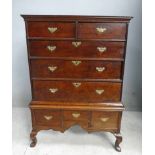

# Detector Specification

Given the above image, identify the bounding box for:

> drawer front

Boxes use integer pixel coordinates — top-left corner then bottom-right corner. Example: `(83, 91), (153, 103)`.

(31, 60), (122, 79)
(78, 23), (126, 39)
(63, 110), (89, 121)
(91, 111), (120, 130)
(33, 109), (61, 126)
(29, 40), (125, 59)
(27, 22), (75, 38)
(32, 81), (121, 102)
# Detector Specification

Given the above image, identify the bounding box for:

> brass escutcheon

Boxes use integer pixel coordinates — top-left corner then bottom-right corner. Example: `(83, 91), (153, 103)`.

(96, 27), (107, 33)
(97, 47), (107, 53)
(96, 67), (106, 72)
(72, 113), (80, 118)
(44, 115), (53, 120)
(48, 66), (57, 72)
(72, 61), (82, 66)
(47, 45), (56, 52)
(48, 27), (58, 33)
(100, 117), (109, 122)
(49, 88), (58, 93)
(72, 41), (82, 47)
(96, 89), (105, 95)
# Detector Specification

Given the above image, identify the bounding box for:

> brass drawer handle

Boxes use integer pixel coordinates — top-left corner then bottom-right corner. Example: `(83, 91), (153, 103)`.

(48, 66), (57, 72)
(47, 46), (56, 52)
(49, 88), (58, 93)
(100, 117), (109, 122)
(72, 61), (81, 66)
(96, 67), (105, 72)
(96, 27), (107, 33)
(72, 113), (80, 118)
(48, 27), (57, 33)
(72, 82), (81, 88)
(44, 115), (53, 120)
(72, 41), (81, 47)
(97, 47), (107, 53)
(96, 89), (104, 95)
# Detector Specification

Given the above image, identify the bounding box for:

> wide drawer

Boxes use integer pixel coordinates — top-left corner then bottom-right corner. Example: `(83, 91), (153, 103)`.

(91, 111), (120, 130)
(31, 60), (122, 79)
(33, 109), (61, 127)
(78, 23), (126, 39)
(32, 80), (122, 102)
(29, 40), (125, 59)
(27, 22), (75, 38)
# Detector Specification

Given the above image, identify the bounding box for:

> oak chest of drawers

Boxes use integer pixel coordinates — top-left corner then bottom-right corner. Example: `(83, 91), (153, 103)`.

(22, 15), (132, 151)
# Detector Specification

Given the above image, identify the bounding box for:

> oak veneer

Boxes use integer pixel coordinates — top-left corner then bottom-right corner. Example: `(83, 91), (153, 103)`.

(21, 15), (132, 152)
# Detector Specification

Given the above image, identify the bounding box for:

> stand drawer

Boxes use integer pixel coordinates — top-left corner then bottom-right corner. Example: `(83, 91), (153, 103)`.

(33, 109), (61, 127)
(91, 111), (120, 130)
(63, 110), (89, 121)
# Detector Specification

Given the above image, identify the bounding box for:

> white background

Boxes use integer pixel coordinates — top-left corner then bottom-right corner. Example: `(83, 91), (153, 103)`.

(0, 0), (154, 155)
(12, 0), (142, 110)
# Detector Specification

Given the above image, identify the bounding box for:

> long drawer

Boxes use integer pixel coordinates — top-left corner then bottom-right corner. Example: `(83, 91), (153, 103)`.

(29, 40), (125, 59)
(32, 80), (122, 102)
(31, 59), (122, 79)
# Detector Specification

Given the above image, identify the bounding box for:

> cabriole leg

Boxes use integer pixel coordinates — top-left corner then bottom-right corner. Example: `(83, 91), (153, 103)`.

(30, 129), (38, 147)
(113, 133), (122, 152)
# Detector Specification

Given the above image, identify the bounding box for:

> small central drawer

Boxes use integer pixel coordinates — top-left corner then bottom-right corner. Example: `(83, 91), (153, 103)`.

(31, 59), (122, 79)
(63, 110), (89, 121)
(27, 22), (75, 38)
(78, 23), (126, 39)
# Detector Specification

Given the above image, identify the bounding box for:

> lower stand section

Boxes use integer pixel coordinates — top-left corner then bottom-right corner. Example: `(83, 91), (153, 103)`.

(29, 128), (123, 152)
(113, 133), (122, 152)
(30, 129), (38, 147)
(29, 101), (124, 151)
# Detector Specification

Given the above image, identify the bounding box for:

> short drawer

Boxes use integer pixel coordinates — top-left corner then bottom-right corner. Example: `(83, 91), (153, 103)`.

(31, 60), (122, 79)
(27, 22), (75, 38)
(33, 109), (61, 126)
(63, 110), (89, 121)
(91, 111), (120, 130)
(29, 40), (125, 59)
(78, 23), (126, 39)
(32, 80), (122, 102)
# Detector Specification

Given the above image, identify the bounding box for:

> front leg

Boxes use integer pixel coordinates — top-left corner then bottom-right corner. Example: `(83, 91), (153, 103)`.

(30, 129), (38, 147)
(113, 133), (122, 152)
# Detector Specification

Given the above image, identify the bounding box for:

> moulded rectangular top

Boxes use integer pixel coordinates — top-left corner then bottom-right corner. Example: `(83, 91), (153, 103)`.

(21, 15), (133, 22)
